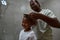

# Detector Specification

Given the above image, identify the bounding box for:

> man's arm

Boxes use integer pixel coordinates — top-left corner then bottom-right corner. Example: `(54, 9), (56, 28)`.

(29, 13), (60, 28)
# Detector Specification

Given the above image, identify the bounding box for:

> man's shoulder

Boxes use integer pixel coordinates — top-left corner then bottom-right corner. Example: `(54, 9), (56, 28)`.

(41, 9), (52, 12)
(40, 9), (53, 15)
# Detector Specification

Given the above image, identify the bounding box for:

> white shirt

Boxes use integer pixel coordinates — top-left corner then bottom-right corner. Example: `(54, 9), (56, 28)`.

(38, 9), (56, 33)
(33, 9), (56, 33)
(19, 29), (37, 40)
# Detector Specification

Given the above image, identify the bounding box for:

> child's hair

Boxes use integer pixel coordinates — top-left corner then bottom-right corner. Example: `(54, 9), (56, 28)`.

(24, 14), (37, 26)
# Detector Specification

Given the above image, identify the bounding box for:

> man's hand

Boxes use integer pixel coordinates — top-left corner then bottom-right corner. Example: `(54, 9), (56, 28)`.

(28, 12), (37, 20)
(29, 12), (41, 20)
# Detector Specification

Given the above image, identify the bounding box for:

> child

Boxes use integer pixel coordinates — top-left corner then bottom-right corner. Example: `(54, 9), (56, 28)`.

(19, 14), (37, 40)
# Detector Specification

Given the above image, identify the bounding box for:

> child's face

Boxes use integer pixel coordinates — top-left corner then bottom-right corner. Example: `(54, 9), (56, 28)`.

(22, 17), (31, 30)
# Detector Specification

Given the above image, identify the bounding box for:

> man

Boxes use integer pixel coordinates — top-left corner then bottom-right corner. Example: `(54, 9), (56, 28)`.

(28, 0), (60, 40)
(29, 0), (60, 28)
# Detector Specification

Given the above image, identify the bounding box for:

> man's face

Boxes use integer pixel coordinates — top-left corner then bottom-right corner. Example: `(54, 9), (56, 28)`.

(22, 17), (31, 29)
(30, 0), (41, 12)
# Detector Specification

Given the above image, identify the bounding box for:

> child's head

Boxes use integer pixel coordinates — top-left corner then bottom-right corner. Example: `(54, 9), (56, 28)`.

(22, 14), (37, 30)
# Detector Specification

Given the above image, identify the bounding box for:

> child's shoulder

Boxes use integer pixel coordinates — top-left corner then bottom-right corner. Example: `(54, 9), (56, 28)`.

(29, 30), (36, 37)
(20, 29), (24, 33)
(30, 30), (35, 35)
